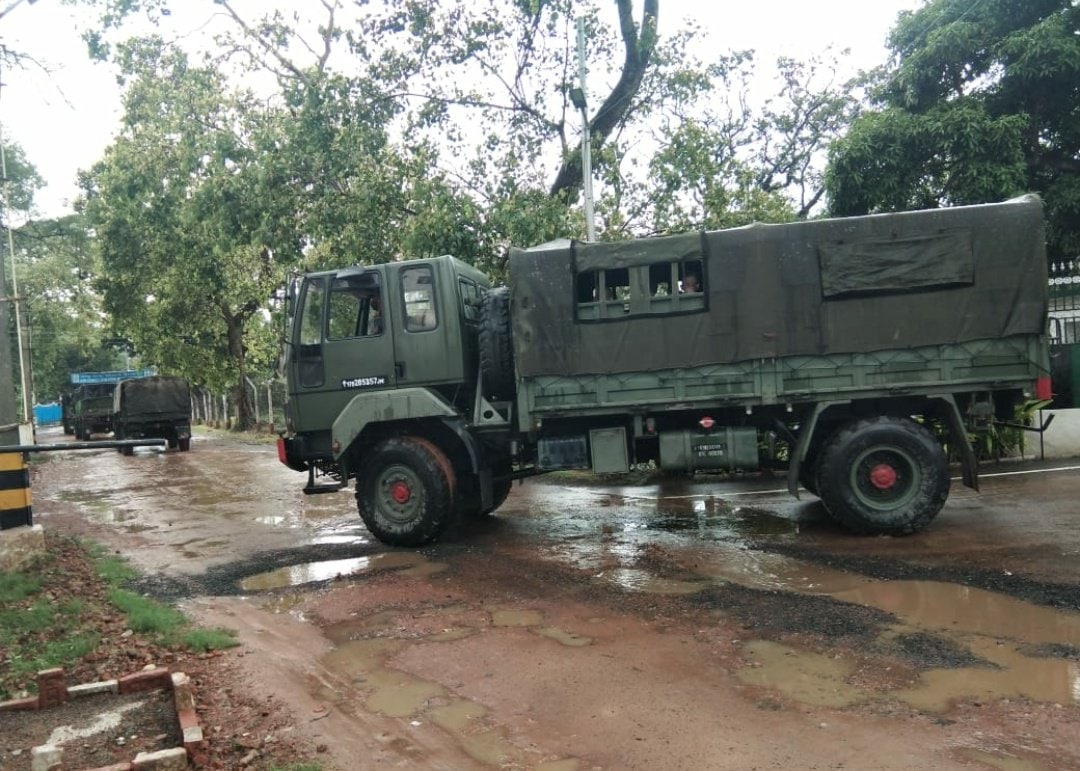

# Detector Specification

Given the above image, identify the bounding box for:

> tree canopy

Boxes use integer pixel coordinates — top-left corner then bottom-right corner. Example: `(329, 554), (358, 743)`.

(826, 0), (1080, 258)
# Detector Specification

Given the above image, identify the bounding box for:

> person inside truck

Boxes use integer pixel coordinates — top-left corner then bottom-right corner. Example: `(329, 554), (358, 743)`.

(681, 273), (701, 293)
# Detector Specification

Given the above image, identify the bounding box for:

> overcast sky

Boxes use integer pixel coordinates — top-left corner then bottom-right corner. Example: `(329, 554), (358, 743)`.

(0, 0), (924, 218)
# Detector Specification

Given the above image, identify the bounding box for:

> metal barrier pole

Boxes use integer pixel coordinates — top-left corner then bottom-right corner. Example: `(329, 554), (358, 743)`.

(0, 450), (32, 529)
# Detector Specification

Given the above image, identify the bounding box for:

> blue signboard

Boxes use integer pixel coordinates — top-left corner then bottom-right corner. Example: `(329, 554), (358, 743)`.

(70, 369), (155, 385)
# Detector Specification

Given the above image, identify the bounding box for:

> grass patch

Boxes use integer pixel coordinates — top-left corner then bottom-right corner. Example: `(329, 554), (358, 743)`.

(108, 588), (187, 635)
(0, 571), (43, 603)
(0, 534), (238, 701)
(180, 627), (238, 651)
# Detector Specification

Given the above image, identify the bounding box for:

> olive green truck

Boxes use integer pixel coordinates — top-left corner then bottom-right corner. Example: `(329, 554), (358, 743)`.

(278, 196), (1051, 546)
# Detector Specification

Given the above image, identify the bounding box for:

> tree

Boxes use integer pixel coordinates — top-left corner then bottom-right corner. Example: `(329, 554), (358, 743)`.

(79, 40), (302, 428)
(826, 0), (1080, 257)
(13, 214), (124, 401)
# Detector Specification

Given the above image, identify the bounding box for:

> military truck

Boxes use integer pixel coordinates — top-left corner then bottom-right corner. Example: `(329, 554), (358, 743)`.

(60, 392), (75, 435)
(278, 196), (1051, 546)
(72, 383), (116, 440)
(112, 376), (193, 454)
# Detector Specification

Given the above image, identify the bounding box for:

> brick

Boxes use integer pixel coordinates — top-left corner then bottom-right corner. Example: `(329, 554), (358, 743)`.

(30, 744), (62, 771)
(0, 696), (40, 711)
(132, 747), (188, 771)
(118, 668), (171, 694)
(36, 669), (67, 708)
(68, 679), (120, 698)
(177, 707), (200, 730)
(171, 672), (196, 712)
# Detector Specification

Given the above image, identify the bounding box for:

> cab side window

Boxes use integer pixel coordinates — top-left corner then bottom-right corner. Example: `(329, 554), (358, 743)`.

(402, 266), (438, 332)
(299, 278), (327, 345)
(327, 277), (383, 338)
(459, 278), (482, 322)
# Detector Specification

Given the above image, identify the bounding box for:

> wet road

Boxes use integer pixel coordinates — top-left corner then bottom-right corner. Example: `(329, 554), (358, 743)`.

(29, 427), (1080, 770)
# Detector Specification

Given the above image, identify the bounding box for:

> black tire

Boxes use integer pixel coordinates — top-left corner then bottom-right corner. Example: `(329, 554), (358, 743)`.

(816, 416), (949, 535)
(121, 445), (134, 457)
(178, 437), (191, 452)
(356, 437), (456, 546)
(478, 287), (515, 400)
(167, 436), (178, 450)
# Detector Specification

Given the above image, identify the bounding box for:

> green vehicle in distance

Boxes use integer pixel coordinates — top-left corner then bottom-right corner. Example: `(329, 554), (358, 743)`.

(72, 383), (116, 440)
(112, 376), (193, 455)
(278, 196), (1052, 547)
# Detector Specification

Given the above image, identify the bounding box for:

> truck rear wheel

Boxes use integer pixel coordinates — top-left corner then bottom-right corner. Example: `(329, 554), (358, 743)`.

(356, 437), (456, 546)
(479, 287), (515, 400)
(816, 416), (949, 535)
(178, 437), (191, 452)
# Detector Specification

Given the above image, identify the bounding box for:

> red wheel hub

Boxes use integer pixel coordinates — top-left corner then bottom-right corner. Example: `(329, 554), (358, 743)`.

(390, 480), (412, 504)
(869, 463), (898, 490)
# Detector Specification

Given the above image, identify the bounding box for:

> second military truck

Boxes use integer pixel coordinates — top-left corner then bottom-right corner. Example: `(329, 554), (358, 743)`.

(112, 376), (193, 454)
(278, 196), (1051, 546)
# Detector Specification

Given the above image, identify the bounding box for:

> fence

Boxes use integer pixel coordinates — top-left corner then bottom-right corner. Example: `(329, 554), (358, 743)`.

(1050, 260), (1080, 408)
(190, 379), (287, 432)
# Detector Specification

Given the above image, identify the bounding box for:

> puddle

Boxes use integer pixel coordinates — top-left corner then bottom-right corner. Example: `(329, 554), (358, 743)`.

(241, 551), (435, 591)
(459, 730), (524, 766)
(890, 637), (1080, 712)
(535, 627), (592, 647)
(736, 640), (865, 708)
(318, 636), (534, 765)
(605, 568), (709, 595)
(428, 699), (487, 731)
(536, 760), (582, 771)
(538, 490), (1080, 713)
(426, 627), (479, 642)
(828, 580), (1080, 646)
(492, 609), (543, 627)
(957, 748), (1049, 771)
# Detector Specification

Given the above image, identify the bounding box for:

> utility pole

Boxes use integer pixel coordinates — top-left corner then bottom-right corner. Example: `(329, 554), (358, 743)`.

(573, 17), (596, 242)
(0, 222), (15, 446)
(0, 0), (38, 446)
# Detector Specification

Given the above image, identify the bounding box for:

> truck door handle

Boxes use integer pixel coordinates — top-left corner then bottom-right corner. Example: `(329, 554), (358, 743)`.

(395, 362), (405, 378)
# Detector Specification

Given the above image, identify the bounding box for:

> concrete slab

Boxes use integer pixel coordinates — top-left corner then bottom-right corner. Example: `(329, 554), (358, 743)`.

(0, 523), (45, 571)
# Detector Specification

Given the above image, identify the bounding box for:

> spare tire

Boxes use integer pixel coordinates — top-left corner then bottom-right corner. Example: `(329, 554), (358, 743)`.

(479, 287), (515, 400)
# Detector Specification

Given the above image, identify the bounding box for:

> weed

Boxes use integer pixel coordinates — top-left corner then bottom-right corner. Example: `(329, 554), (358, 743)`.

(108, 588), (186, 635)
(0, 572), (42, 603)
(178, 627), (239, 652)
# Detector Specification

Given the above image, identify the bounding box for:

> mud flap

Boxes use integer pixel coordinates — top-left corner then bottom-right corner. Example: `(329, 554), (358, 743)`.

(936, 395), (979, 491)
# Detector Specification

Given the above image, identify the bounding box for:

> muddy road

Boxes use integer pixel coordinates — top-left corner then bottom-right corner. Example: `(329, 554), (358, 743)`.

(29, 427), (1080, 770)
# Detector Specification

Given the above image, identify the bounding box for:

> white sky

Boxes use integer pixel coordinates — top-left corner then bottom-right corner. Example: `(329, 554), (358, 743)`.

(0, 0), (924, 218)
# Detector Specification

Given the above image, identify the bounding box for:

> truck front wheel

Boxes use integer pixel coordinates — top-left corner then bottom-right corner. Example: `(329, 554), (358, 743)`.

(816, 416), (949, 536)
(356, 437), (456, 546)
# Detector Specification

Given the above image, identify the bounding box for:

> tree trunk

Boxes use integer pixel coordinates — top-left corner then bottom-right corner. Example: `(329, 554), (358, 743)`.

(225, 312), (255, 430)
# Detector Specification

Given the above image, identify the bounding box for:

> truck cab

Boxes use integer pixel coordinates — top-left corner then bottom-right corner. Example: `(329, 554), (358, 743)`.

(281, 255), (492, 479)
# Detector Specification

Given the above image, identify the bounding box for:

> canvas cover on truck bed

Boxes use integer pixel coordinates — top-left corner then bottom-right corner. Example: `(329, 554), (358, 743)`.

(114, 376), (191, 416)
(508, 195), (1047, 378)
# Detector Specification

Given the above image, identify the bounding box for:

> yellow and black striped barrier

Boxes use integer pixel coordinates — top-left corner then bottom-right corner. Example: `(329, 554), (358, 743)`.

(0, 451), (32, 529)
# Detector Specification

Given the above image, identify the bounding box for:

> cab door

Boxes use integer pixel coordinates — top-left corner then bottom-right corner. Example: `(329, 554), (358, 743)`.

(290, 267), (397, 432)
(388, 262), (464, 386)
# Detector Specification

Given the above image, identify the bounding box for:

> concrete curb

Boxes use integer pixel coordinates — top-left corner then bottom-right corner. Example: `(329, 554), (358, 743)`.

(0, 666), (207, 770)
